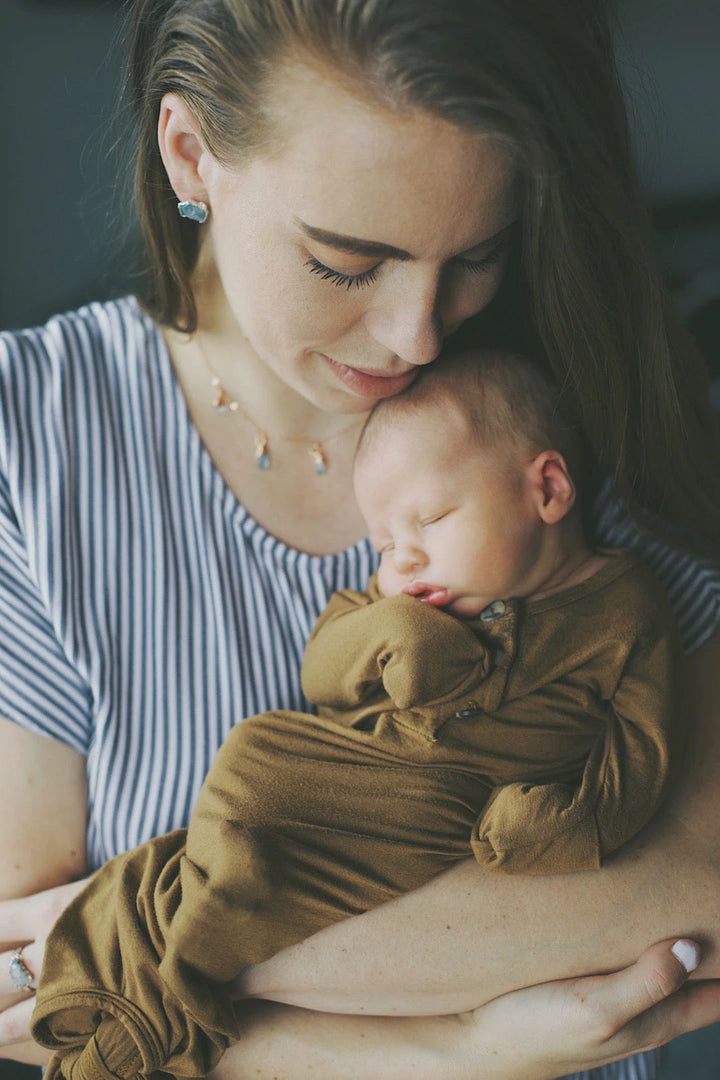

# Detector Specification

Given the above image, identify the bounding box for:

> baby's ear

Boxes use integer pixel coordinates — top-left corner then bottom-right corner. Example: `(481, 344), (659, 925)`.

(527, 450), (576, 524)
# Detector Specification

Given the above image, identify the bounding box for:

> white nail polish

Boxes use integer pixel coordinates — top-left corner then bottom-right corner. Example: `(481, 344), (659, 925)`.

(671, 940), (700, 973)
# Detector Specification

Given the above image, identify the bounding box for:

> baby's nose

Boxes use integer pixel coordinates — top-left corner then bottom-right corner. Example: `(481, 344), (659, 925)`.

(393, 545), (427, 574)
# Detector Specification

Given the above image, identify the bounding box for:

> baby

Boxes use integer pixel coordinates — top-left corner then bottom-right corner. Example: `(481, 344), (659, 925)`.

(32, 350), (683, 1080)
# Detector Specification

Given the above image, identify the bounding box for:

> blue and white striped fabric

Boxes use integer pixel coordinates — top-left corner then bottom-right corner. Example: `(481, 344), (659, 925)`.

(0, 296), (378, 866)
(559, 1050), (664, 1080)
(1, 297), (717, 1080)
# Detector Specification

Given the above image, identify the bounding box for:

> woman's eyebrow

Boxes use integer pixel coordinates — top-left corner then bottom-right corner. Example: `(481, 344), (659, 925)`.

(458, 219), (519, 258)
(295, 219), (412, 260)
(294, 217), (518, 261)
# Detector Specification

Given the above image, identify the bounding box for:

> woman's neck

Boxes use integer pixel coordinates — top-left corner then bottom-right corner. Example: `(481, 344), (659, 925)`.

(189, 257), (370, 445)
(161, 270), (370, 556)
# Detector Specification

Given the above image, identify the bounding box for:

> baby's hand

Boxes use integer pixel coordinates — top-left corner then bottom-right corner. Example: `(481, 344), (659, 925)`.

(472, 782), (599, 873)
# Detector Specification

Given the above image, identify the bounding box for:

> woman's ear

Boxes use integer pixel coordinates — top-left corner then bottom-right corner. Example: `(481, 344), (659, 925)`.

(527, 449), (576, 524)
(157, 92), (211, 203)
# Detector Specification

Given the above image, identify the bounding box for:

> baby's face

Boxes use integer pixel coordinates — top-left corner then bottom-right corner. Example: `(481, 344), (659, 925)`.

(354, 404), (543, 618)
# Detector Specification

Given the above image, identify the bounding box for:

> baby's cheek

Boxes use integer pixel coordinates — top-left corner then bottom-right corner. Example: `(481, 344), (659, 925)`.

(377, 560), (402, 598)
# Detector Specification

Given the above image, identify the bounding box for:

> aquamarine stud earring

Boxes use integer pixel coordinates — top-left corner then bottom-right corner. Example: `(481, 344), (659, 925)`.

(177, 199), (209, 224)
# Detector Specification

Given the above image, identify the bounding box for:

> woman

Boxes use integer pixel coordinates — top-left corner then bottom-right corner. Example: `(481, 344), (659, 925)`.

(1, 1), (719, 1078)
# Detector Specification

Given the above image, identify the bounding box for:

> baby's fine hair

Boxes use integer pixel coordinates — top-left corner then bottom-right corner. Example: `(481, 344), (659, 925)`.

(357, 350), (583, 483)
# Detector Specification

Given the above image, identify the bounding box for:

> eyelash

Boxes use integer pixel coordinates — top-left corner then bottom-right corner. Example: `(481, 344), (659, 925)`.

(305, 256), (380, 290)
(305, 243), (507, 290)
(376, 512), (447, 552)
(454, 245), (507, 275)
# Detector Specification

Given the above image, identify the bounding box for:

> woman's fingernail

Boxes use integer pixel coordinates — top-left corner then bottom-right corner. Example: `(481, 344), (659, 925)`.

(671, 939), (700, 973)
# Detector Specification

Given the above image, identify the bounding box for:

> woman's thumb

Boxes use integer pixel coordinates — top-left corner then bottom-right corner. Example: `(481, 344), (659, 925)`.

(610, 938), (700, 1025)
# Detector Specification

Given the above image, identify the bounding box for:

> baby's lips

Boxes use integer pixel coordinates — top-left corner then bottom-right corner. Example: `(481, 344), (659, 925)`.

(402, 582), (451, 607)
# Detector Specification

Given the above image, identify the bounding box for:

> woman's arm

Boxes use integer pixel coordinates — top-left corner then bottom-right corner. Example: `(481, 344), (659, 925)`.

(217, 940), (720, 1080)
(0, 717), (88, 899)
(241, 631), (720, 1015)
(0, 716), (89, 1063)
(0, 674), (717, 1079)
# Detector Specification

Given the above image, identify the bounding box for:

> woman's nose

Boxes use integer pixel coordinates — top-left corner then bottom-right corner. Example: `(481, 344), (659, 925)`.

(365, 271), (444, 367)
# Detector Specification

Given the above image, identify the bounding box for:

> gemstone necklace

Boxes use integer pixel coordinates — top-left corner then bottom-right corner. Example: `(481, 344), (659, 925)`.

(194, 334), (363, 475)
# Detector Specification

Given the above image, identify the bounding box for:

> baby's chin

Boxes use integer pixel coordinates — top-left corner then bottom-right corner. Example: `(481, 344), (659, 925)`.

(442, 597), (485, 619)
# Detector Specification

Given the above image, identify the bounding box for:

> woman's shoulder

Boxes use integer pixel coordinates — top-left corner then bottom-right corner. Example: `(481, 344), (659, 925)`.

(0, 296), (156, 386)
(0, 297), (170, 454)
(593, 480), (720, 654)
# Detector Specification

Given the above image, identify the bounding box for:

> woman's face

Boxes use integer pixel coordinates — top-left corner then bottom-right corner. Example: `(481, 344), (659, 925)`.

(196, 64), (519, 413)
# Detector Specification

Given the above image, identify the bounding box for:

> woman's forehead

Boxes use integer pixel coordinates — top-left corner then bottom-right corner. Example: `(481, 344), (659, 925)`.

(253, 60), (520, 257)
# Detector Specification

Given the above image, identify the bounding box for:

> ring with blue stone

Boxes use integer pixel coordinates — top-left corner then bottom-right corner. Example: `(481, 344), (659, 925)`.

(9, 947), (35, 992)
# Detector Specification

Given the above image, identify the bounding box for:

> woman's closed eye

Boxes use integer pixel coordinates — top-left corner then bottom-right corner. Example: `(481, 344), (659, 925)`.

(305, 240), (508, 290)
(454, 243), (507, 275)
(305, 255), (381, 290)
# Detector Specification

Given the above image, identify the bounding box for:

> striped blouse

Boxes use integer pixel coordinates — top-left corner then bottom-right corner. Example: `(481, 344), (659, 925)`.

(1, 296), (718, 1080)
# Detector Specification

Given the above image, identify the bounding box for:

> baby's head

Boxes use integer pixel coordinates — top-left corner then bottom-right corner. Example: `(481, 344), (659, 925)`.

(354, 350), (587, 617)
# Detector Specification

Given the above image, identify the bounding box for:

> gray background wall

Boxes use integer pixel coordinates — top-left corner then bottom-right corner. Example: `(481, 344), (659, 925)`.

(0, 0), (719, 1077)
(0, 0), (133, 331)
(617, 0), (720, 203)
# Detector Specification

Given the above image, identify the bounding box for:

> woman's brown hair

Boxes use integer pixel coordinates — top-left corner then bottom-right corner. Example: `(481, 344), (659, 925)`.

(125, 0), (720, 558)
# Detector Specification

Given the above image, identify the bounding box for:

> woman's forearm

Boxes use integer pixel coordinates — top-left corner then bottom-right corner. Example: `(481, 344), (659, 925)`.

(241, 632), (720, 1015)
(212, 1001), (464, 1080)
(218, 940), (720, 1080)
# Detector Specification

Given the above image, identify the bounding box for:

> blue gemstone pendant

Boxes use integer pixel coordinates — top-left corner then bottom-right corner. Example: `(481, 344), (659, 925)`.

(309, 443), (328, 475)
(255, 433), (271, 470)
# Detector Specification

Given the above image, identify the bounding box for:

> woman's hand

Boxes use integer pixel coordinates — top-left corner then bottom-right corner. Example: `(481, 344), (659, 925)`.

(454, 938), (719, 1080)
(0, 719), (89, 1063)
(216, 940), (720, 1080)
(0, 879), (90, 1063)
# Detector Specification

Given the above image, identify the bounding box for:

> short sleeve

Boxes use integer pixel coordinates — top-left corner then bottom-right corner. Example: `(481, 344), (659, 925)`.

(0, 359), (92, 755)
(594, 481), (720, 654)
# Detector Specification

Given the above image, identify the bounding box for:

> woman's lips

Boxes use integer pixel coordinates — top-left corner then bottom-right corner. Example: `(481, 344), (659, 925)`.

(402, 582), (451, 607)
(321, 355), (418, 400)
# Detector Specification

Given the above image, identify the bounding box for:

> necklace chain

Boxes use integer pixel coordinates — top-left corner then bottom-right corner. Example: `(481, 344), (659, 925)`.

(193, 334), (363, 475)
